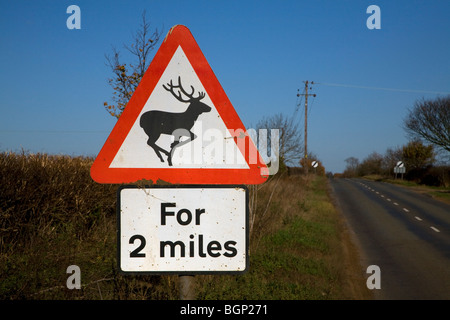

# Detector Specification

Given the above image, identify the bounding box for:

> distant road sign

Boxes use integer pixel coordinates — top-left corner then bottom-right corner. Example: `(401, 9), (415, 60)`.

(118, 185), (248, 274)
(311, 160), (318, 168)
(396, 161), (404, 168)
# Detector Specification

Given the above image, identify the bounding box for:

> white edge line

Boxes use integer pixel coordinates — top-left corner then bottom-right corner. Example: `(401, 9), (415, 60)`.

(430, 226), (440, 233)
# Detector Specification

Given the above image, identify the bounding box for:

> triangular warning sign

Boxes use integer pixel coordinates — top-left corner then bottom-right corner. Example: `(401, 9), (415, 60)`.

(91, 25), (268, 184)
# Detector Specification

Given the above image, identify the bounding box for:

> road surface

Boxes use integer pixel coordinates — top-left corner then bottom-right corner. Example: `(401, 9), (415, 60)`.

(330, 178), (450, 299)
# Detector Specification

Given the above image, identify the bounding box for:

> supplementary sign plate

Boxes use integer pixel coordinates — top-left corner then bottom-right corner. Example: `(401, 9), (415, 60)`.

(117, 185), (248, 274)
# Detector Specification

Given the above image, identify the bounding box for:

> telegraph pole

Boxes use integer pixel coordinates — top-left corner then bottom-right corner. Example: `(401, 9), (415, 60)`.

(297, 81), (316, 174)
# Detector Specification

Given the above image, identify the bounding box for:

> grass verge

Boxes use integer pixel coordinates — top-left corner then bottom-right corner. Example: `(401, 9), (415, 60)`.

(196, 175), (371, 299)
(363, 174), (450, 204)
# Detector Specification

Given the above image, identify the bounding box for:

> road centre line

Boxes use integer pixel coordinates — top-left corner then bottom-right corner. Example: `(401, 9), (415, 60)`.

(369, 186), (409, 214)
(359, 182), (444, 236)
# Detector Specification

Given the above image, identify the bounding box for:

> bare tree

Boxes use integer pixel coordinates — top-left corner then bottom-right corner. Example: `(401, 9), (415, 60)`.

(255, 113), (303, 167)
(344, 156), (359, 177)
(104, 11), (162, 118)
(358, 152), (383, 176)
(345, 157), (359, 171)
(382, 146), (402, 175)
(404, 96), (450, 152)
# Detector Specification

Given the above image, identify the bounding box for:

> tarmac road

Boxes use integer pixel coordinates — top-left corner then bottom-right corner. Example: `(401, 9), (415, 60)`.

(330, 178), (450, 300)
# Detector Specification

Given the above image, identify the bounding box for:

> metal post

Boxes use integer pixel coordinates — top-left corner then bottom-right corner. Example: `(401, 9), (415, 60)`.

(179, 275), (196, 300)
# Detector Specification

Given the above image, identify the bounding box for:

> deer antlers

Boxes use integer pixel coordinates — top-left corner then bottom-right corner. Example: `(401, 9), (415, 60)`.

(163, 76), (205, 102)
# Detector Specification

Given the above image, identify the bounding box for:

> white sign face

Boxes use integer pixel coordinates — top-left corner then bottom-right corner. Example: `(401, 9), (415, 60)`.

(396, 161), (404, 168)
(311, 160), (318, 168)
(109, 46), (248, 170)
(118, 185), (248, 274)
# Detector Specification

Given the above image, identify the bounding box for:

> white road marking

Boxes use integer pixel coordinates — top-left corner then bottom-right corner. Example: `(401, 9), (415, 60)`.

(430, 226), (440, 233)
(355, 183), (442, 235)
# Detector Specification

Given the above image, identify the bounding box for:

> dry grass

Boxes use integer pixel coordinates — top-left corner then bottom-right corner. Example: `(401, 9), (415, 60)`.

(0, 151), (116, 299)
(0, 151), (115, 248)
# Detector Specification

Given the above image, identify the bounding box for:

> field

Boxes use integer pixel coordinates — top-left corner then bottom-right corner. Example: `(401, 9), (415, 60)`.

(0, 151), (371, 300)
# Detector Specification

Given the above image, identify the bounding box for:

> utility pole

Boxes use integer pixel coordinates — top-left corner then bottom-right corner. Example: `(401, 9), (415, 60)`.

(297, 81), (316, 174)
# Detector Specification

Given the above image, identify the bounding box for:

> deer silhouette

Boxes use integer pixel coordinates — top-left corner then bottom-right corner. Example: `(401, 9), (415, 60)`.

(140, 76), (212, 166)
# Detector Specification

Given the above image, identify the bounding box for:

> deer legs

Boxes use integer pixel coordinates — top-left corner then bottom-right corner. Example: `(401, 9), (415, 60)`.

(146, 138), (170, 163)
(168, 129), (196, 166)
(146, 129), (196, 166)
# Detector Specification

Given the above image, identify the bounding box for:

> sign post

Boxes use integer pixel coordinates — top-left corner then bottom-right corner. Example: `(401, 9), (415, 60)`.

(91, 25), (268, 299)
(311, 160), (318, 174)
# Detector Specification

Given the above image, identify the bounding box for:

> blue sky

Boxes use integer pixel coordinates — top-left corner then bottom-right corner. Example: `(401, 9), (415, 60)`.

(1, 0), (449, 173)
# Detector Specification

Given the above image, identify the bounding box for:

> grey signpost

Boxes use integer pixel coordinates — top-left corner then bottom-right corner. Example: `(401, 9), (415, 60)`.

(394, 161), (406, 180)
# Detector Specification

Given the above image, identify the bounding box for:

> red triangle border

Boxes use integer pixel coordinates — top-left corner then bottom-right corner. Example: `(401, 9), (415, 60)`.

(91, 25), (268, 185)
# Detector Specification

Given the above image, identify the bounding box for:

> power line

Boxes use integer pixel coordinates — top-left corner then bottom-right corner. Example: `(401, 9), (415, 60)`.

(307, 92), (316, 119)
(315, 82), (450, 95)
(293, 87), (305, 126)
